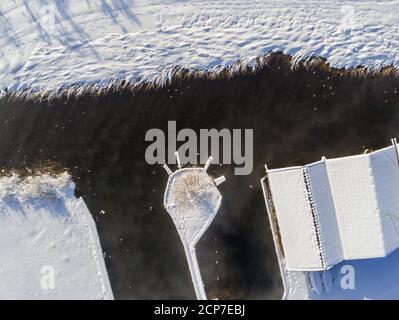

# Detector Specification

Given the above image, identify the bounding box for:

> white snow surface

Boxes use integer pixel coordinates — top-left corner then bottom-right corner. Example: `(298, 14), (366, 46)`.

(1, 0), (399, 96)
(0, 172), (113, 299)
(268, 167), (324, 270)
(277, 250), (399, 300)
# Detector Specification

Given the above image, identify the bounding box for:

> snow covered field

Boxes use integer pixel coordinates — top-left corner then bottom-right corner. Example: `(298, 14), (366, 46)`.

(0, 172), (113, 299)
(1, 0), (399, 96)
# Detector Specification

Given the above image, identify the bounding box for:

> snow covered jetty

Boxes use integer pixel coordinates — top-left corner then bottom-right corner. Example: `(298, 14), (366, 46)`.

(0, 172), (113, 299)
(262, 139), (399, 299)
(163, 155), (225, 300)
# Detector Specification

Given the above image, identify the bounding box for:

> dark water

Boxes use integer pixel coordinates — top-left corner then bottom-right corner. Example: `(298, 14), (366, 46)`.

(1, 53), (399, 299)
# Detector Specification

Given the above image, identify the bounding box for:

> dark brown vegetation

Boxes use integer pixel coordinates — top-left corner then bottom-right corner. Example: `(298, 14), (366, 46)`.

(1, 53), (399, 299)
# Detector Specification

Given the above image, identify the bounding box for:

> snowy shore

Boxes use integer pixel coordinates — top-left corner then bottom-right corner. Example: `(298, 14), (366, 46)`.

(1, 0), (399, 97)
(0, 172), (113, 299)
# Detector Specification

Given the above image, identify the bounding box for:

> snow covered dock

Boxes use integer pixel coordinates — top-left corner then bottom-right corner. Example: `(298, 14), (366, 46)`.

(163, 156), (224, 300)
(262, 140), (399, 299)
(0, 172), (113, 299)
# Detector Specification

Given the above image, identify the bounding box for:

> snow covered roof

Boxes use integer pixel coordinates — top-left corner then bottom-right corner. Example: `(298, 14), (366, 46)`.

(2, 1), (399, 96)
(0, 172), (113, 299)
(266, 142), (399, 271)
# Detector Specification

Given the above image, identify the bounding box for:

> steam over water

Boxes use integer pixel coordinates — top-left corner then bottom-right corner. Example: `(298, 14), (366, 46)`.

(1, 53), (399, 299)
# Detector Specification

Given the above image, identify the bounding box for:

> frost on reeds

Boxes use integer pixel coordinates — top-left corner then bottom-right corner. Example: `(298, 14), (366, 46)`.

(169, 170), (215, 211)
(0, 168), (72, 200)
(4, 52), (399, 104)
